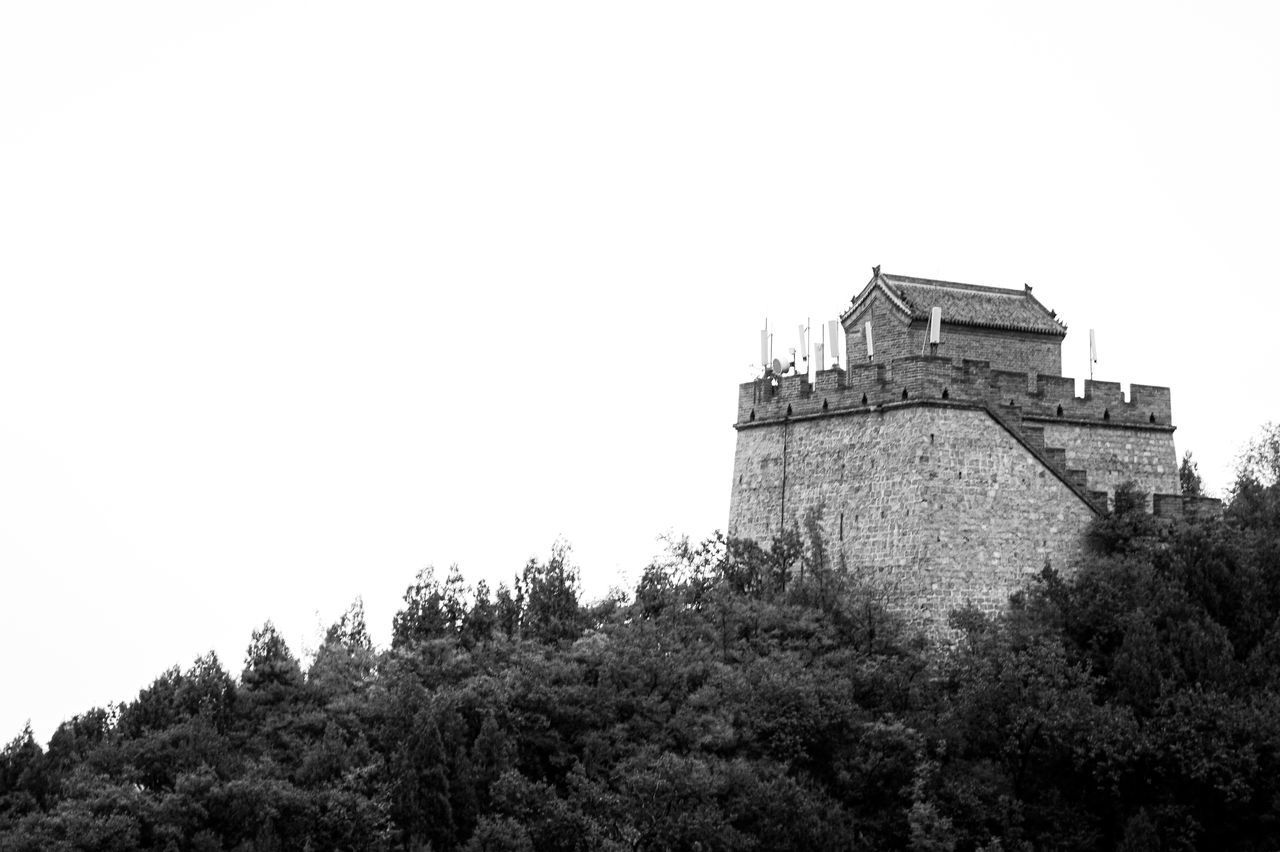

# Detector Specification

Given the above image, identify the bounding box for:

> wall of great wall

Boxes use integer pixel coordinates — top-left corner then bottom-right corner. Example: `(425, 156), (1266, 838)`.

(739, 358), (1171, 428)
(735, 357), (1178, 504)
(729, 404), (1097, 627)
(728, 355), (1208, 631)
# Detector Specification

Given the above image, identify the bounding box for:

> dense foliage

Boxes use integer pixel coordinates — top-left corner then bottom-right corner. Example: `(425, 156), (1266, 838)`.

(5, 428), (1280, 851)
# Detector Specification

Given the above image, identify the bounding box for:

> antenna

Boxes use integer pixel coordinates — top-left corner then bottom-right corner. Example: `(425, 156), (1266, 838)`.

(814, 341), (825, 371)
(864, 321), (874, 360)
(828, 320), (839, 368)
(760, 322), (769, 369)
(799, 320), (811, 380)
(1089, 329), (1097, 380)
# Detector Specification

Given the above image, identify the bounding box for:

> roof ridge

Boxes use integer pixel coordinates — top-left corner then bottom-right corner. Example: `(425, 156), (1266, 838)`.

(842, 273), (912, 322)
(883, 273), (1028, 296)
(841, 269), (1068, 335)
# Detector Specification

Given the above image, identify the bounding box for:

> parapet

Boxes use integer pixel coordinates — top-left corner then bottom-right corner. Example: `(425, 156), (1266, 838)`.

(1154, 493), (1225, 522)
(736, 356), (1173, 431)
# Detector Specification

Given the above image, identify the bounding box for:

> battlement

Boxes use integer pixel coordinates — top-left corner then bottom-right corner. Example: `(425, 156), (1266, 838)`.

(737, 356), (1173, 431)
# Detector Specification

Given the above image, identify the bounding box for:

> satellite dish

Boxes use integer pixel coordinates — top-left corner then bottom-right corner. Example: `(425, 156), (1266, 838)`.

(772, 358), (783, 375)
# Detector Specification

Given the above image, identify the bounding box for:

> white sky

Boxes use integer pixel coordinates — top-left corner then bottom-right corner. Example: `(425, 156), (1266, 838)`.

(3, 1), (1278, 743)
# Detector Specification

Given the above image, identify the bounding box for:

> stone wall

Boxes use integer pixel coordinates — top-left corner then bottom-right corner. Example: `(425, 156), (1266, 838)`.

(931, 324), (1062, 376)
(737, 361), (1174, 435)
(842, 290), (913, 365)
(1039, 421), (1178, 505)
(729, 404), (1097, 632)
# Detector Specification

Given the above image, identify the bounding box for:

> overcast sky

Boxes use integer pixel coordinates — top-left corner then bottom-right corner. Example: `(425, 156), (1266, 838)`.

(3, 1), (1278, 743)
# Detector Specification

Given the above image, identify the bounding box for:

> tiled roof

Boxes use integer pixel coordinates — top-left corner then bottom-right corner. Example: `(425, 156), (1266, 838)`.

(842, 272), (1067, 336)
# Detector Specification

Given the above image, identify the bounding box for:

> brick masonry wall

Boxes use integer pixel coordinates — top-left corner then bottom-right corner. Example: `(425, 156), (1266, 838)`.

(842, 291), (913, 365)
(729, 405), (1096, 633)
(737, 361), (1173, 431)
(932, 325), (1062, 376)
(841, 290), (1063, 375)
(1039, 421), (1178, 504)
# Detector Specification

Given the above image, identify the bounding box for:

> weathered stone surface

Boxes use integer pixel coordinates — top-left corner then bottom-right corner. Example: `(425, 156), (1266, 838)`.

(729, 404), (1096, 632)
(1039, 421), (1178, 507)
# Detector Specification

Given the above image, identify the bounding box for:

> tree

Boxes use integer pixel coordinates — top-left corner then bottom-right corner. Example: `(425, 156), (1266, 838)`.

(177, 653), (236, 729)
(393, 566), (453, 647)
(46, 708), (113, 778)
(443, 564), (470, 635)
(1180, 450), (1203, 496)
(241, 622), (303, 693)
(1227, 423), (1280, 534)
(309, 599), (377, 699)
(389, 709), (456, 850)
(0, 725), (48, 819)
(495, 583), (521, 640)
(1237, 422), (1280, 489)
(1086, 482), (1158, 555)
(462, 581), (498, 648)
(519, 542), (583, 644)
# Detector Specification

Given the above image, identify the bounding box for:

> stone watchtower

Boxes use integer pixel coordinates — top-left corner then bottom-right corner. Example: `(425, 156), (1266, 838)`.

(728, 269), (1206, 630)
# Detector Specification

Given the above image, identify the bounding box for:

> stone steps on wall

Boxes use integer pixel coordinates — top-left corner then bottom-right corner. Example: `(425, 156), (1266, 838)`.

(1001, 403), (1104, 512)
(1042, 447), (1067, 467)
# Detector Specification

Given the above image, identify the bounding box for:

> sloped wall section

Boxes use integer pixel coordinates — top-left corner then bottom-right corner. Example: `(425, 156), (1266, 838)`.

(1040, 421), (1178, 503)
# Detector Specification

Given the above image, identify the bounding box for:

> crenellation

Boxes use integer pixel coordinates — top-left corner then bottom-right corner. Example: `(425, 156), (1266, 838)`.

(845, 362), (887, 395)
(991, 369), (1033, 398)
(814, 367), (845, 393)
(958, 359), (992, 383)
(1083, 380), (1124, 405)
(780, 373), (811, 400)
(888, 355), (954, 399)
(1130, 384), (1171, 422)
(739, 359), (1174, 433)
(1036, 374), (1075, 399)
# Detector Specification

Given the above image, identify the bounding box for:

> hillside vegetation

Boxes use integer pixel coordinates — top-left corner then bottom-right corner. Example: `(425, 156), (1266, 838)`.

(3, 429), (1280, 851)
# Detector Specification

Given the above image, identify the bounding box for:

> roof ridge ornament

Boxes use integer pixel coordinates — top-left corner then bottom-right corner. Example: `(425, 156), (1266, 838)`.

(872, 264), (881, 278)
